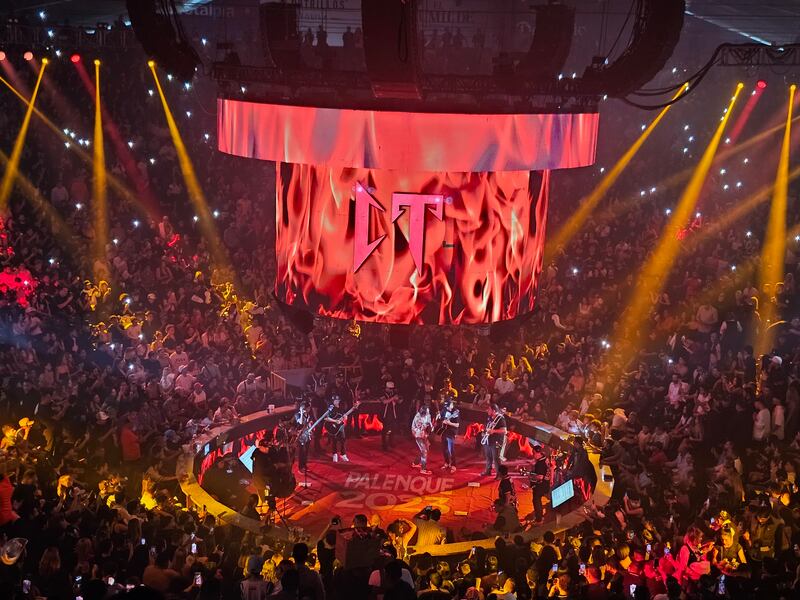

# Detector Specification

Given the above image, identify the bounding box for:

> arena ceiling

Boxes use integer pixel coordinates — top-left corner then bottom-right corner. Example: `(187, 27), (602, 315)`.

(6, 1), (800, 46)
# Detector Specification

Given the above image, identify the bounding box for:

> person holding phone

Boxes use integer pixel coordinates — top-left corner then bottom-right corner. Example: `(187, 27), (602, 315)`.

(142, 550), (181, 594)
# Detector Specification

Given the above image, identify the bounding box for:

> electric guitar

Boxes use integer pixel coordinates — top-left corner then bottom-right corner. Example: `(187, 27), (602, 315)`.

(298, 408), (331, 445)
(481, 411), (505, 445)
(324, 401), (361, 436)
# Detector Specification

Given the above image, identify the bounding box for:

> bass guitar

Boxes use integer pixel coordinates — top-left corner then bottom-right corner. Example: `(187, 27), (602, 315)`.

(298, 408), (332, 445)
(324, 401), (361, 436)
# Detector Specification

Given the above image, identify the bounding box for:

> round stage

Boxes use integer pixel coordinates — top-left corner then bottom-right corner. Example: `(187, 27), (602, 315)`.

(178, 405), (612, 555)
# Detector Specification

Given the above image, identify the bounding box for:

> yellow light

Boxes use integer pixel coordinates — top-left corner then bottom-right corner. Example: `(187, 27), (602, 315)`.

(737, 82), (744, 89)
(147, 60), (155, 68)
(612, 83), (743, 362)
(148, 67), (236, 283)
(756, 84), (795, 357)
(0, 61), (47, 210)
(545, 84), (686, 256)
(41, 57), (49, 65)
(93, 55), (108, 281)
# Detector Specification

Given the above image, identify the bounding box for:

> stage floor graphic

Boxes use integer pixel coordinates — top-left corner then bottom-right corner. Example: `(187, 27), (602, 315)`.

(211, 434), (551, 539)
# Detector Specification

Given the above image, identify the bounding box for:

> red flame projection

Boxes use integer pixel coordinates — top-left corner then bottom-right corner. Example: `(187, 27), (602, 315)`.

(276, 165), (549, 324)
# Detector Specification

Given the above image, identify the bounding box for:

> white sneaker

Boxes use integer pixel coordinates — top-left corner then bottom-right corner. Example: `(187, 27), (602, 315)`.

(340, 455), (350, 462)
(333, 453), (339, 462)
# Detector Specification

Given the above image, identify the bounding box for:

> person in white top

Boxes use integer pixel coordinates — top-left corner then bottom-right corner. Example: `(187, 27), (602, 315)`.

(494, 372), (515, 395)
(772, 396), (786, 441)
(753, 399), (772, 442)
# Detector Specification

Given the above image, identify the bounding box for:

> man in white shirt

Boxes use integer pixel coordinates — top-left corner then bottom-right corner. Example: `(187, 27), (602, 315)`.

(666, 374), (687, 406)
(494, 372), (515, 395)
(753, 399), (771, 442)
(168, 344), (189, 372)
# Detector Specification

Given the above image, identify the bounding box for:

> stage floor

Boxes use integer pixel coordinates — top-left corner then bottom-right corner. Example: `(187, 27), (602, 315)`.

(223, 435), (549, 539)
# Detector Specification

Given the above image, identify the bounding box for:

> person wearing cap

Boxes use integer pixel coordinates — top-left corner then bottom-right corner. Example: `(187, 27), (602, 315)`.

(381, 382), (401, 452)
(438, 396), (459, 473)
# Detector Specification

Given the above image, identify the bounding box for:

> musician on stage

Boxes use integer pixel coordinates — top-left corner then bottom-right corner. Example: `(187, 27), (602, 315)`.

(324, 395), (349, 463)
(252, 433), (291, 514)
(381, 381), (401, 451)
(328, 371), (360, 438)
(528, 443), (550, 524)
(294, 397), (313, 471)
(411, 405), (433, 475)
(481, 404), (507, 478)
(439, 396), (460, 473)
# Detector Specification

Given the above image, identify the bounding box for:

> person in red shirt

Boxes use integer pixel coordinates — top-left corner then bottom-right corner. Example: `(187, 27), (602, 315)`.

(119, 416), (141, 463)
(0, 473), (19, 527)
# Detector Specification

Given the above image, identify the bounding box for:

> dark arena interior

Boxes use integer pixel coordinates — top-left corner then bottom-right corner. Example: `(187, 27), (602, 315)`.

(2, 0), (800, 599)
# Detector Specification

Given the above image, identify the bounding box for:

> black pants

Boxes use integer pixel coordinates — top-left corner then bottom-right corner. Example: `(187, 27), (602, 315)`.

(298, 442), (309, 471)
(332, 431), (346, 455)
(252, 474), (277, 511)
(382, 417), (396, 450)
(532, 484), (549, 521)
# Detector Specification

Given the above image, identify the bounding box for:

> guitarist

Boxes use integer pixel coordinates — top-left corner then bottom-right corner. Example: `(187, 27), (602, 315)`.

(324, 395), (350, 462)
(481, 404), (507, 478)
(294, 398), (313, 471)
(439, 396), (460, 473)
(381, 381), (401, 451)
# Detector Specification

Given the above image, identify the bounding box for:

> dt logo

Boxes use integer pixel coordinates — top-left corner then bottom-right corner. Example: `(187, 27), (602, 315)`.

(353, 182), (445, 275)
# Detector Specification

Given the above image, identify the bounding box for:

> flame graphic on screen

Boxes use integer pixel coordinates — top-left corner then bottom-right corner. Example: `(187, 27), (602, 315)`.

(276, 165), (549, 324)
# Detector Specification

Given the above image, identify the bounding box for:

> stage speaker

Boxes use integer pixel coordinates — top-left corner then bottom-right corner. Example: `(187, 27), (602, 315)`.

(259, 1), (302, 69)
(582, 0), (685, 97)
(361, 0), (422, 99)
(517, 4), (575, 85)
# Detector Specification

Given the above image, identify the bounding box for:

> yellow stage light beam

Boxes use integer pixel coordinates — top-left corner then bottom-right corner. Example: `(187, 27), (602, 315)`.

(613, 83), (744, 364)
(148, 64), (234, 280)
(756, 84), (796, 356)
(92, 60), (108, 280)
(0, 74), (153, 219)
(0, 61), (46, 211)
(0, 149), (83, 260)
(546, 85), (687, 257)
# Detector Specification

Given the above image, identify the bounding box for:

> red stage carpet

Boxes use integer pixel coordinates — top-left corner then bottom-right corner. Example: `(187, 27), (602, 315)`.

(257, 435), (541, 539)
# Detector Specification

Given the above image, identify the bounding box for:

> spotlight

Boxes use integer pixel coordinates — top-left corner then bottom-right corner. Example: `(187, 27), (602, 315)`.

(38, 11), (46, 20)
(166, 73), (173, 81)
(683, 124), (690, 131)
(665, 208), (672, 215)
(147, 89), (154, 96)
(41, 57), (49, 65)
(743, 158), (749, 164)
(193, 215), (199, 222)
(571, 267), (579, 275)
(0, 51), (5, 61)
(70, 53), (80, 63)
(75, 202), (83, 210)
(203, 133), (210, 140)
(212, 210), (220, 218)
(47, 30), (54, 39)
(720, 168), (726, 175)
(149, 158), (155, 165)
(598, 167), (605, 173)
(240, 85), (246, 93)
(48, 258), (55, 265)
(94, 59), (100, 66)
(112, 238), (119, 245)
(55, 50), (61, 57)
(185, 110), (192, 118)
(23, 51), (33, 61)
(695, 212), (702, 218)
(132, 219), (140, 228)
(756, 80), (767, 89)
(731, 265), (736, 271)
(147, 60), (155, 68)
(183, 82), (191, 90)
(746, 231), (752, 237)
(127, 141), (134, 148)
(201, 37), (208, 46)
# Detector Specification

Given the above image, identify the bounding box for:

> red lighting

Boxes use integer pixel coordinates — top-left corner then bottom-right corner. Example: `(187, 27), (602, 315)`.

(23, 51), (33, 61)
(756, 80), (767, 90)
(70, 53), (81, 63)
(0, 51), (6, 61)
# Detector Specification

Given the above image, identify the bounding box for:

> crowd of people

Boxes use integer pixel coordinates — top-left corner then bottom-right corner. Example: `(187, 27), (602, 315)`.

(1, 20), (800, 600)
